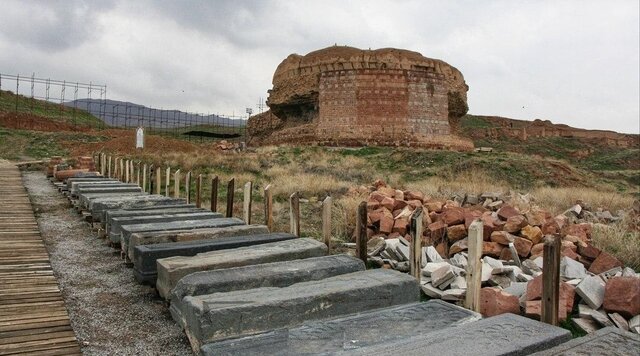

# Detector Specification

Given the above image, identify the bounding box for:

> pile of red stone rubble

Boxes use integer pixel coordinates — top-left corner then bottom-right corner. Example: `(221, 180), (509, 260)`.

(363, 180), (639, 335)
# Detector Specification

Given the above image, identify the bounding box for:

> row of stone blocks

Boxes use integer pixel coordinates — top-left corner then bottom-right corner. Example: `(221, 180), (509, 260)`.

(61, 174), (640, 355)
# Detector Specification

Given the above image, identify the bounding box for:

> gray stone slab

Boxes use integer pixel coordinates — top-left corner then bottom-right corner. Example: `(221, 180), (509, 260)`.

(132, 227), (277, 284)
(73, 182), (139, 193)
(339, 313), (571, 356)
(107, 212), (221, 243)
(171, 255), (365, 328)
(77, 186), (143, 196)
(82, 192), (151, 209)
(201, 300), (480, 355)
(103, 205), (201, 229)
(90, 196), (186, 222)
(67, 179), (118, 191)
(182, 269), (420, 351)
(156, 238), (328, 300)
(122, 218), (245, 260)
(531, 326), (640, 355)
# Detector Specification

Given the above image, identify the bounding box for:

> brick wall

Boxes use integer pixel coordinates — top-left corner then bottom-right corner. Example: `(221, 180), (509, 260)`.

(316, 68), (451, 144)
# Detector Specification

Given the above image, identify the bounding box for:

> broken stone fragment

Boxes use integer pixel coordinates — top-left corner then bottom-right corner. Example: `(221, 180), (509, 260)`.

(431, 265), (455, 289)
(442, 288), (466, 301)
(571, 317), (600, 334)
(576, 275), (606, 310)
(425, 245), (443, 263)
(448, 238), (468, 256)
(590, 309), (615, 327)
(421, 283), (444, 299)
(451, 276), (467, 289)
(480, 287), (520, 317)
(367, 236), (386, 256)
(589, 251), (623, 275)
(490, 230), (516, 245)
(449, 253), (467, 268)
(446, 224), (467, 242)
(603, 276), (640, 319)
(608, 312), (629, 331)
(497, 205), (520, 220)
(504, 215), (528, 233)
(520, 225), (543, 244)
(561, 256), (587, 280)
(422, 262), (451, 277)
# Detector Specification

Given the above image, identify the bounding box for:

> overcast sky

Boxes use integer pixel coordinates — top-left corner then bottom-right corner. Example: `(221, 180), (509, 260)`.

(0, 0), (638, 133)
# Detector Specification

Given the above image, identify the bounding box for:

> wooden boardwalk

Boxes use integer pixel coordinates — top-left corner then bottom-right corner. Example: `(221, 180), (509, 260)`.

(0, 163), (81, 355)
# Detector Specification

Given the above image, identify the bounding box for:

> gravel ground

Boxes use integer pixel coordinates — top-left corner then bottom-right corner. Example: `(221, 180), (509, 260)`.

(23, 171), (192, 355)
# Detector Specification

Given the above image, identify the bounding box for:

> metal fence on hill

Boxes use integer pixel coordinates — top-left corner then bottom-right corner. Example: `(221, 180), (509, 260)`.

(0, 73), (247, 142)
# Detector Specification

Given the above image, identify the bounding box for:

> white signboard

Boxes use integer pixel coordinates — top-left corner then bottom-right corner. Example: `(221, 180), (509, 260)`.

(136, 127), (144, 149)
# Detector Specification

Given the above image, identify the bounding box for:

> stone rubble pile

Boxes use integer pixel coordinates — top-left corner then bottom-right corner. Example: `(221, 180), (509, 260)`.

(364, 180), (640, 335)
(213, 140), (245, 151)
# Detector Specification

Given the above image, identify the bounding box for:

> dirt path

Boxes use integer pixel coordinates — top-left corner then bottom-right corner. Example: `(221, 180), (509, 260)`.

(23, 171), (191, 355)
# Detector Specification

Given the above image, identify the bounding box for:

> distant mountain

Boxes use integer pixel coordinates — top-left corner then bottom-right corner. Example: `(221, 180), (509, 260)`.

(64, 99), (246, 128)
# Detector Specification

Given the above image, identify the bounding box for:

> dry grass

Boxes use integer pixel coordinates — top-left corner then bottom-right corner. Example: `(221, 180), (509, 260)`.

(592, 218), (640, 271)
(529, 186), (635, 215)
(404, 168), (511, 200)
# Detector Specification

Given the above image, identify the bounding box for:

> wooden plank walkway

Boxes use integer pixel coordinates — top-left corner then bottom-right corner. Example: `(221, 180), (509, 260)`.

(0, 163), (81, 355)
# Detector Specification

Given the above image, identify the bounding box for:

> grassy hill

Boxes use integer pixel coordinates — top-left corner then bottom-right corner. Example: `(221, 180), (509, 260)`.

(0, 90), (104, 128)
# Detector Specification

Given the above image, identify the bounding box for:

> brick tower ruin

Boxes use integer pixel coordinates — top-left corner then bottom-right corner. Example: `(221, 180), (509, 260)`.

(248, 45), (474, 150)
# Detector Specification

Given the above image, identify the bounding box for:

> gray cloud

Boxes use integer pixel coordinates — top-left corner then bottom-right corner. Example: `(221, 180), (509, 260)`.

(0, 0), (637, 133)
(0, 0), (116, 51)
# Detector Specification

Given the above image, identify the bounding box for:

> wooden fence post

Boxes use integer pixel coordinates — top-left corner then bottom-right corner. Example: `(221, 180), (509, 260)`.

(465, 219), (484, 312)
(148, 165), (154, 193)
(130, 160), (134, 184)
(322, 196), (332, 252)
(185, 171), (191, 204)
(125, 160), (130, 183)
(264, 184), (273, 231)
(142, 164), (147, 193)
(165, 167), (171, 197)
(226, 178), (235, 218)
(119, 159), (124, 182)
(289, 192), (300, 237)
(243, 181), (252, 224)
(113, 157), (118, 180)
(355, 201), (367, 263)
(136, 162), (141, 186)
(173, 169), (181, 198)
(100, 154), (106, 176)
(107, 156), (112, 177)
(195, 174), (202, 208)
(210, 176), (218, 212)
(542, 235), (561, 326)
(409, 207), (423, 281)
(155, 167), (161, 195)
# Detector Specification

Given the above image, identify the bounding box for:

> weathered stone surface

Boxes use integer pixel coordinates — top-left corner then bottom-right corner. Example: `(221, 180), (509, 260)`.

(521, 225), (543, 244)
(156, 238), (328, 299)
(201, 300), (480, 355)
(132, 228), (280, 284)
(81, 192), (149, 209)
(480, 287), (520, 317)
(103, 205), (200, 229)
(525, 300), (568, 321)
(446, 224), (467, 241)
(571, 317), (601, 334)
(70, 181), (131, 194)
(90, 196), (186, 222)
(497, 205), (521, 220)
(589, 251), (623, 275)
(561, 256), (587, 280)
(482, 241), (503, 257)
(122, 218), (245, 260)
(108, 212), (221, 243)
(491, 230), (516, 245)
(527, 274), (576, 311)
(75, 184), (141, 196)
(504, 215), (528, 233)
(576, 275), (607, 310)
(531, 327), (640, 355)
(182, 269), (420, 351)
(603, 277), (640, 319)
(513, 236), (534, 257)
(170, 255), (365, 327)
(340, 313), (571, 355)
